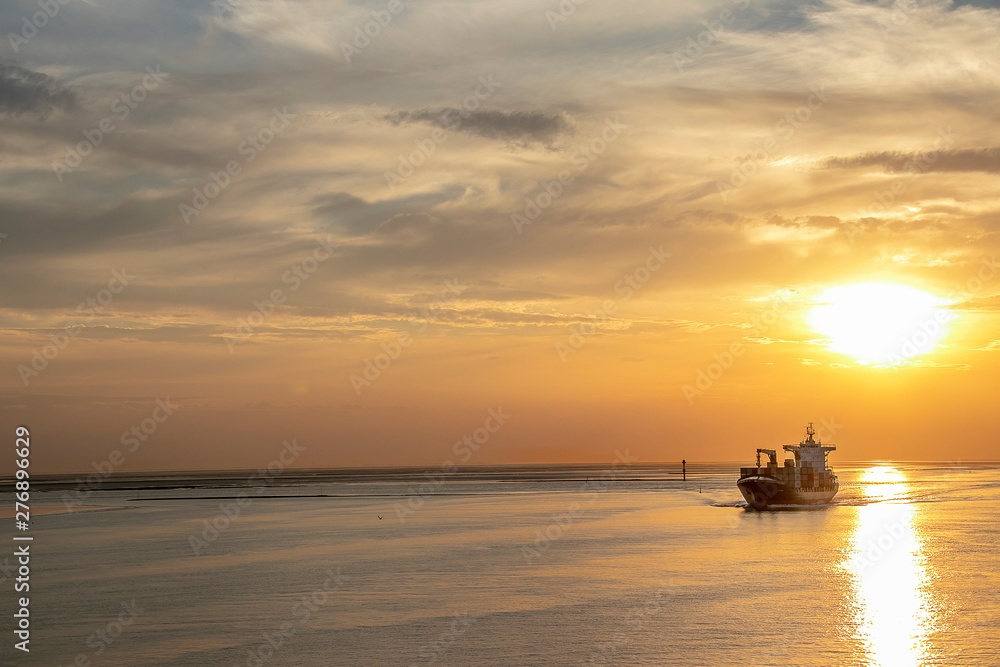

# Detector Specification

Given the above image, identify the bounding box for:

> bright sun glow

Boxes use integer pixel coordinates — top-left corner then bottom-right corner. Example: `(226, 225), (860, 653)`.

(809, 282), (953, 365)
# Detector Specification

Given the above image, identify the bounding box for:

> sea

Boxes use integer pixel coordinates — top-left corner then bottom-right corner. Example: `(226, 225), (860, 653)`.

(2, 462), (998, 666)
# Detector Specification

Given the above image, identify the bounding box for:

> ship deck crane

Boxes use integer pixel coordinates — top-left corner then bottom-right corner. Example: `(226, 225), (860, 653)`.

(755, 448), (777, 467)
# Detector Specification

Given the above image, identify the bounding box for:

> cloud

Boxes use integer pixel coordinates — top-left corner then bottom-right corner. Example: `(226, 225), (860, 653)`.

(951, 295), (1000, 311)
(951, 0), (1000, 8)
(680, 181), (721, 202)
(820, 147), (1000, 174)
(311, 186), (467, 235)
(384, 108), (573, 144)
(0, 64), (78, 120)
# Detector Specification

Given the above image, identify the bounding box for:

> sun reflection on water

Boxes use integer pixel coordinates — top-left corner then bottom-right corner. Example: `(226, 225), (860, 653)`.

(849, 468), (932, 667)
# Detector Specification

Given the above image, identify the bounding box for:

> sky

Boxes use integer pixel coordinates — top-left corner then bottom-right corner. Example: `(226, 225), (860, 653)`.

(1, 0), (999, 473)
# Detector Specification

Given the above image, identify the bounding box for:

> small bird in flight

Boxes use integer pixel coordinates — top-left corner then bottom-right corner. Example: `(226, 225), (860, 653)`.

(377, 515), (383, 520)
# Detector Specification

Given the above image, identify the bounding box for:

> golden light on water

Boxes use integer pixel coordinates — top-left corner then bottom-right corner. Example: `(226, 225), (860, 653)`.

(809, 283), (953, 365)
(860, 467), (909, 501)
(849, 468), (932, 667)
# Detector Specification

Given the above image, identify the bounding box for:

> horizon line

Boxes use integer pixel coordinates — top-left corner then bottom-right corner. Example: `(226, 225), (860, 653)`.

(4, 459), (998, 481)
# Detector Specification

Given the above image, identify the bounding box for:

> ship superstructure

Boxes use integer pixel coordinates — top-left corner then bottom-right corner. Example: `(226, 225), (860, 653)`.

(737, 423), (839, 510)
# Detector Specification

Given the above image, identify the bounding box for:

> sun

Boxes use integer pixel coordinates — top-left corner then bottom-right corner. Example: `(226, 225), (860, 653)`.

(808, 282), (953, 365)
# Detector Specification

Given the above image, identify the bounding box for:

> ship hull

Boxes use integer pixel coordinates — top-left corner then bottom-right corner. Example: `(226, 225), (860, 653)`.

(737, 475), (838, 510)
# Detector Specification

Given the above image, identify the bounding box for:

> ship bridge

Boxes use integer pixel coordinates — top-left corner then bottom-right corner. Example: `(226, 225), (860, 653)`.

(783, 423), (836, 471)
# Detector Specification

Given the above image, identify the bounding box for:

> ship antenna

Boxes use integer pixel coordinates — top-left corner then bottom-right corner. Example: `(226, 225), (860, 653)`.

(806, 422), (815, 443)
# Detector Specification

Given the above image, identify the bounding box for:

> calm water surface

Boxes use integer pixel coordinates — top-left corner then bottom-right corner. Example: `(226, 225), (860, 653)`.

(2, 463), (998, 666)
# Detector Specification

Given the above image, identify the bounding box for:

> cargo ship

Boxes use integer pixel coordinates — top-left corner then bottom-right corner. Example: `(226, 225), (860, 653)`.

(737, 423), (838, 510)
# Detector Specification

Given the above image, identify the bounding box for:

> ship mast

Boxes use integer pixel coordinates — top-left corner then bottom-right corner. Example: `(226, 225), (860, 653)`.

(804, 422), (816, 444)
